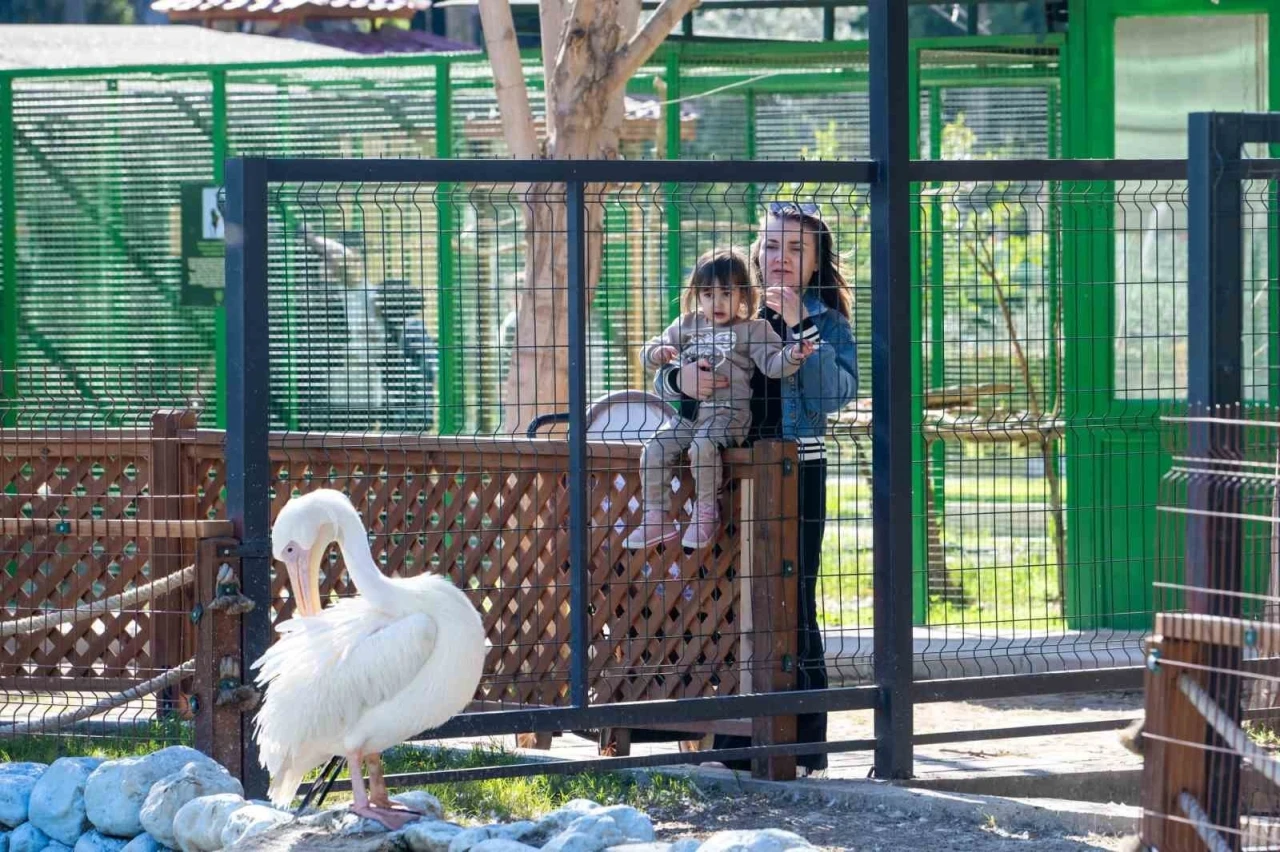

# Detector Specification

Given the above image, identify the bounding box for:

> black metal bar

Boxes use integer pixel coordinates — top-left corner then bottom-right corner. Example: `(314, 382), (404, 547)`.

(297, 739), (880, 794)
(262, 158), (876, 186)
(1186, 111), (1246, 850)
(406, 666), (1142, 740)
(1188, 114), (1244, 414)
(296, 716), (1144, 795)
(911, 717), (1141, 746)
(912, 667), (1144, 703)
(567, 180), (589, 708)
(868, 0), (913, 782)
(418, 684), (880, 739)
(1230, 112), (1280, 143)
(909, 158), (1187, 183)
(223, 155), (272, 801)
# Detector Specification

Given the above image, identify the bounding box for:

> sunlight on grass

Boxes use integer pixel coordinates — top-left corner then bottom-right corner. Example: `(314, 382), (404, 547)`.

(302, 743), (698, 822)
(0, 718), (192, 764)
(819, 476), (1065, 631)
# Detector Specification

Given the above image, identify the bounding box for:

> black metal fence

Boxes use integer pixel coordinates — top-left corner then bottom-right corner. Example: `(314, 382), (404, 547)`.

(221, 144), (1251, 794)
(1138, 113), (1280, 851)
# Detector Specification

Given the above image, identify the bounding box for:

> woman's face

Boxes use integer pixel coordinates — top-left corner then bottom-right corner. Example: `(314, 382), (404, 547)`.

(760, 215), (819, 292)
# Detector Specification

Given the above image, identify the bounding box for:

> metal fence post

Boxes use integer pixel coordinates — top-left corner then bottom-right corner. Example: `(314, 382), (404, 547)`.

(212, 69), (228, 431)
(868, 0), (913, 780)
(0, 74), (18, 427)
(1186, 111), (1245, 846)
(223, 156), (272, 800)
(567, 179), (590, 708)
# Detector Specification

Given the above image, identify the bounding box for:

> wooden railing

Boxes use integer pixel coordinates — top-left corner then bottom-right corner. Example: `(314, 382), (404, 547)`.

(1, 413), (799, 777)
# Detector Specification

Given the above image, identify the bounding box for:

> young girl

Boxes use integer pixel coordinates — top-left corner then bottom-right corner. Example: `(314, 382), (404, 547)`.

(655, 202), (859, 774)
(624, 248), (816, 551)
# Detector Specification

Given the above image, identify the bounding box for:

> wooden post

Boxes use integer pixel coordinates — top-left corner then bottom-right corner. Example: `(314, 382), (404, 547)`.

(1141, 633), (1211, 850)
(749, 440), (799, 781)
(148, 408), (199, 716)
(194, 536), (246, 777)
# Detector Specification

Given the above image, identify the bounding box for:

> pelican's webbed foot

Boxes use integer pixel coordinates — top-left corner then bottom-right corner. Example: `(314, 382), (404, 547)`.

(351, 803), (423, 831)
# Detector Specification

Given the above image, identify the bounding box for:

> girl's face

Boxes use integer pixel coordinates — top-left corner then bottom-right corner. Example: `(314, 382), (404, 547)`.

(760, 215), (819, 292)
(697, 282), (741, 325)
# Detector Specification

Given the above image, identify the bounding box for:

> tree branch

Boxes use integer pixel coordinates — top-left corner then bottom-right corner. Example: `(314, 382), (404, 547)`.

(539, 0), (565, 129)
(602, 0), (700, 100)
(478, 0), (539, 159)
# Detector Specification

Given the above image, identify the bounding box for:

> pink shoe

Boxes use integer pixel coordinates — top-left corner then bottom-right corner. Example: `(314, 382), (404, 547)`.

(623, 508), (679, 550)
(681, 500), (720, 550)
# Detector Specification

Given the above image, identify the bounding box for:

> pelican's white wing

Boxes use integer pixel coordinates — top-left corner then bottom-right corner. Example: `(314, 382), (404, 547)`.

(251, 598), (437, 803)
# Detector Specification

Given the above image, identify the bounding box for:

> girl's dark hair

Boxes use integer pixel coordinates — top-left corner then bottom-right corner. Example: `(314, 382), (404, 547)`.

(750, 209), (852, 319)
(681, 247), (758, 317)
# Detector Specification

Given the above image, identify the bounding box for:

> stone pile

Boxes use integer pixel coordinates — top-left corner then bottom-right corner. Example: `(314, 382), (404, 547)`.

(0, 754), (815, 852)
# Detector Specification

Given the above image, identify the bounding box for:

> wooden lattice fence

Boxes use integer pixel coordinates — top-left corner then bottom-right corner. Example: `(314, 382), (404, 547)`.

(2, 411), (799, 770)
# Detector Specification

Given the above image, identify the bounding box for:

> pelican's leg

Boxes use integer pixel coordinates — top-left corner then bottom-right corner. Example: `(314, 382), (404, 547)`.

(364, 754), (430, 814)
(348, 751), (420, 831)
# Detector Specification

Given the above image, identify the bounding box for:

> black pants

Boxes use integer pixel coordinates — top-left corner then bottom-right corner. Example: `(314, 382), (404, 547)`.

(715, 456), (829, 771)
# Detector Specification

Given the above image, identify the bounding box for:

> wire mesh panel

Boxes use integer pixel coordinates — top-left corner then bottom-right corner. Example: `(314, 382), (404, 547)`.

(1143, 406), (1280, 851)
(0, 370), (210, 756)
(10, 74), (217, 421)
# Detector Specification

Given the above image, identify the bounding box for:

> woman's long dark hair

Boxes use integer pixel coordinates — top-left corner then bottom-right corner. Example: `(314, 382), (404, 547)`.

(750, 210), (852, 319)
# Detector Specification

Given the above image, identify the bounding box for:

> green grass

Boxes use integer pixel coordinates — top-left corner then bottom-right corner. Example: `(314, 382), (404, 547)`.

(826, 475), (1059, 516)
(0, 718), (192, 764)
(817, 526), (1065, 632)
(305, 743), (698, 822)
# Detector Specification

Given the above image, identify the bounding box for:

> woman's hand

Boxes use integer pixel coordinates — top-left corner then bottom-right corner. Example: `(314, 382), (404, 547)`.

(764, 286), (806, 328)
(676, 359), (730, 400)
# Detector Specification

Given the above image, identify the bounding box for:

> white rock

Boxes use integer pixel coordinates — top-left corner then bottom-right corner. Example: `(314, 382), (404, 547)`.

(0, 829), (9, 852)
(694, 829), (814, 852)
(85, 748), (219, 839)
(0, 764), (48, 828)
(543, 808), (653, 852)
(605, 844), (673, 852)
(588, 807), (654, 844)
(139, 762), (243, 849)
(218, 804), (292, 847)
(468, 841), (539, 852)
(448, 822), (536, 852)
(537, 801), (601, 834)
(10, 822), (51, 852)
(28, 758), (105, 845)
(170, 794), (248, 852)
(540, 832), (606, 852)
(399, 820), (463, 852)
(389, 792), (444, 822)
(671, 839), (701, 852)
(45, 845), (72, 852)
(119, 834), (166, 852)
(73, 831), (129, 852)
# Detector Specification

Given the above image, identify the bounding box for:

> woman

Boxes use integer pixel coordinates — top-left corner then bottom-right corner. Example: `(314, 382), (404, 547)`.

(654, 201), (859, 773)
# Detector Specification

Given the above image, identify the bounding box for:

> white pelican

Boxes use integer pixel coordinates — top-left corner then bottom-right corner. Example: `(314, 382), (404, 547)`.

(252, 488), (487, 829)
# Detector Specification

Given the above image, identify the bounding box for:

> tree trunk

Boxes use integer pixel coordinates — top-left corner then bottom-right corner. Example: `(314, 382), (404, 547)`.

(479, 0), (699, 434)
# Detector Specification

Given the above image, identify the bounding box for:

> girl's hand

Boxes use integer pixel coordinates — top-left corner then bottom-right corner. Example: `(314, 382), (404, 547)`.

(650, 345), (679, 366)
(676, 359), (730, 400)
(791, 339), (817, 361)
(764, 286), (806, 328)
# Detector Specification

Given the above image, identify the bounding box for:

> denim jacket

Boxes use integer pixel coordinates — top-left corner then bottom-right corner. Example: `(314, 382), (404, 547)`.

(654, 291), (858, 440)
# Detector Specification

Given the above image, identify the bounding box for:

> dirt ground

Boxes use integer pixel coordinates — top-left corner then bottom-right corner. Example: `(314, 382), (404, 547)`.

(645, 790), (1135, 852)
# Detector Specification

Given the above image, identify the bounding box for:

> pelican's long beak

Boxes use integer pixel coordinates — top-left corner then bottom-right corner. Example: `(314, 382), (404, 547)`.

(283, 543), (324, 618)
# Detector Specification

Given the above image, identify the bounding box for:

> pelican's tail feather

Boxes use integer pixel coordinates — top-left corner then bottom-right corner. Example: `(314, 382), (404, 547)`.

(266, 756), (310, 810)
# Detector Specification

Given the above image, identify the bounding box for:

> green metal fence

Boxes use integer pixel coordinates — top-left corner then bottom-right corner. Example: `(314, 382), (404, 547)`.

(1, 35), (1074, 629)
